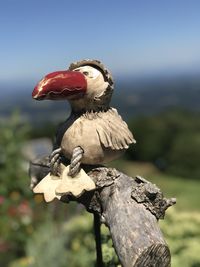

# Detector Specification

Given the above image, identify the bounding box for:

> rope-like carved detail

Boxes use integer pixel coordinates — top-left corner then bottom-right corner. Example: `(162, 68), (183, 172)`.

(68, 146), (84, 177)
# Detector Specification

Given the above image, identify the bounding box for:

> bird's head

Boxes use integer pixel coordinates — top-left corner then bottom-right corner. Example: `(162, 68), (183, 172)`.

(32, 59), (114, 112)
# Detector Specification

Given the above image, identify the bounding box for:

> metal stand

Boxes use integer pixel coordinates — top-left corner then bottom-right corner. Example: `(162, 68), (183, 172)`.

(93, 213), (103, 267)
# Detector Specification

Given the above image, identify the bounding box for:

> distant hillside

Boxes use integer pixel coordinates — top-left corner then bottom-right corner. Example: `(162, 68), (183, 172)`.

(114, 74), (200, 118)
(0, 74), (199, 123)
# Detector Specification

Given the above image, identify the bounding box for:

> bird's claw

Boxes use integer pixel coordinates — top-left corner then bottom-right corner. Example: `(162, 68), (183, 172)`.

(68, 161), (81, 177)
(48, 146), (84, 177)
(68, 146), (84, 177)
(49, 147), (62, 176)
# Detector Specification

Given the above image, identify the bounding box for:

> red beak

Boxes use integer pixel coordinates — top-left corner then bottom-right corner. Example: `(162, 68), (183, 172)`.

(32, 71), (87, 100)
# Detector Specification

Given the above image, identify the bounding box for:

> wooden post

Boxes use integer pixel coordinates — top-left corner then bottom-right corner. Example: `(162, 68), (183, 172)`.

(30, 160), (176, 267)
(83, 167), (176, 267)
(93, 213), (103, 267)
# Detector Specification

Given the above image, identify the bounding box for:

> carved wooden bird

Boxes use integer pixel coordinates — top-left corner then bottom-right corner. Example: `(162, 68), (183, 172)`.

(32, 60), (136, 176)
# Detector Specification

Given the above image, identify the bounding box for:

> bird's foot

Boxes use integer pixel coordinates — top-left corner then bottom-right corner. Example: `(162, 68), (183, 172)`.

(49, 147), (62, 176)
(68, 146), (84, 177)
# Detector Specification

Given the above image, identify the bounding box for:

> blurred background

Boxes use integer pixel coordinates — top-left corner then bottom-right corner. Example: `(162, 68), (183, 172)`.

(0, 0), (200, 266)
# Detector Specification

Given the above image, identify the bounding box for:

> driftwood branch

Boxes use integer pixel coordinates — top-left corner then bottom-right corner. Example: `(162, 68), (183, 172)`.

(30, 158), (176, 267)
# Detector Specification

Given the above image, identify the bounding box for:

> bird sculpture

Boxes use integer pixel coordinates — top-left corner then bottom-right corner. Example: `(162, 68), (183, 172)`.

(32, 59), (136, 200)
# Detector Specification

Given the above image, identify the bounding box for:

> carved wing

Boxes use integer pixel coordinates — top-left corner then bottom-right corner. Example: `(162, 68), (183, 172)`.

(96, 108), (136, 150)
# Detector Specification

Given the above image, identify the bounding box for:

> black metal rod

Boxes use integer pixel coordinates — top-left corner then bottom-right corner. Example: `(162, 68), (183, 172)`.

(93, 213), (103, 267)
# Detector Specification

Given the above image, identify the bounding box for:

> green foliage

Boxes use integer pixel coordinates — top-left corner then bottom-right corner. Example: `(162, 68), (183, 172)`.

(160, 208), (200, 267)
(0, 112), (30, 196)
(0, 112), (63, 266)
(10, 209), (200, 267)
(62, 213), (96, 267)
(26, 222), (68, 267)
(0, 112), (33, 265)
(101, 225), (120, 266)
(168, 132), (200, 179)
(127, 109), (200, 179)
(11, 212), (122, 267)
(8, 221), (68, 267)
(10, 213), (119, 267)
(128, 115), (171, 162)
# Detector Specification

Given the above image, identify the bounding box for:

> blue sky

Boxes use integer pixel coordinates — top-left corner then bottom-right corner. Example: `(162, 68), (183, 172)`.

(1, 0), (200, 85)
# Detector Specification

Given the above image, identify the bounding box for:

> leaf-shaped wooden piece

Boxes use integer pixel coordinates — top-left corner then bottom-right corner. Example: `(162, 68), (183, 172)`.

(33, 173), (62, 202)
(56, 166), (96, 197)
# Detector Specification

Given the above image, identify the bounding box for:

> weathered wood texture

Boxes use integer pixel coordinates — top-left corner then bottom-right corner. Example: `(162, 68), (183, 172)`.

(87, 168), (174, 267)
(30, 160), (175, 267)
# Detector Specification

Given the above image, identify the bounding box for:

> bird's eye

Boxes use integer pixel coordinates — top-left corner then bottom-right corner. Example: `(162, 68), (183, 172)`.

(83, 71), (89, 76)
